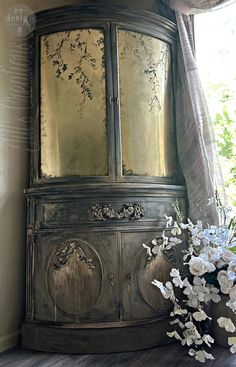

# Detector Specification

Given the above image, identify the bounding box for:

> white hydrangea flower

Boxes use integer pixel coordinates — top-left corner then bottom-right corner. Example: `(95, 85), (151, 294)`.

(228, 337), (236, 353)
(181, 322), (202, 346)
(217, 317), (236, 333)
(193, 310), (209, 322)
(166, 330), (182, 341)
(171, 221), (181, 236)
(170, 268), (184, 288)
(226, 286), (236, 312)
(229, 285), (236, 299)
(188, 256), (215, 277)
(202, 334), (214, 347)
(170, 318), (185, 329)
(143, 243), (152, 258)
(189, 349), (214, 363)
(200, 246), (221, 264)
(217, 270), (234, 294)
(228, 271), (236, 282)
(226, 298), (236, 312)
(228, 259), (236, 281)
(170, 305), (188, 317)
(192, 236), (201, 246)
(165, 214), (173, 228)
(207, 285), (221, 303)
(169, 237), (182, 245)
(165, 236), (182, 251)
(222, 249), (235, 264)
(152, 280), (175, 301)
(227, 300), (236, 312)
(162, 231), (169, 246)
(180, 222), (190, 230)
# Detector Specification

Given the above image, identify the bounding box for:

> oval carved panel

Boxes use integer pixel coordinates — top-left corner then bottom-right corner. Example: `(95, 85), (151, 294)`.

(47, 239), (102, 318)
(138, 249), (173, 313)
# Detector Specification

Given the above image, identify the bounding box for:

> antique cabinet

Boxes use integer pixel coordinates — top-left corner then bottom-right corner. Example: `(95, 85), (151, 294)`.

(22, 4), (186, 353)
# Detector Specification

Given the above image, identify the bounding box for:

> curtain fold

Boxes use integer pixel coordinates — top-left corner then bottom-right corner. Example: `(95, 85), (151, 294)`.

(156, 0), (229, 222)
(162, 0), (235, 15)
(175, 13), (222, 223)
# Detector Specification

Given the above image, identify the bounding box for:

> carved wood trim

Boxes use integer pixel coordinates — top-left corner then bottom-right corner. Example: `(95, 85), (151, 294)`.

(90, 203), (144, 221)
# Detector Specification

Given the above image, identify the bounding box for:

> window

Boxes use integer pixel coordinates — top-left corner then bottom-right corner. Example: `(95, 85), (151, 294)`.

(195, 3), (236, 209)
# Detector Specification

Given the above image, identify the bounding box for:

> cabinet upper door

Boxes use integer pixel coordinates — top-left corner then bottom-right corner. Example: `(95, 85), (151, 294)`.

(117, 29), (176, 178)
(40, 28), (109, 178)
(36, 21), (177, 183)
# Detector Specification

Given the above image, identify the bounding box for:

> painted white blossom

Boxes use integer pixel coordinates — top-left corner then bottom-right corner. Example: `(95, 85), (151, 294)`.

(152, 280), (175, 301)
(217, 270), (234, 294)
(217, 317), (236, 333)
(165, 214), (173, 228)
(188, 256), (215, 277)
(171, 221), (181, 236)
(228, 337), (236, 354)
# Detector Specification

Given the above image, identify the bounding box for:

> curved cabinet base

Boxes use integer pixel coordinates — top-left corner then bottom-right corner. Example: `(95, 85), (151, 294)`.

(21, 319), (173, 353)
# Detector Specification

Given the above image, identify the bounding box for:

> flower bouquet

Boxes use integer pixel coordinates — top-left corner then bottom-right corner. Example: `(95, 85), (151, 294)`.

(144, 198), (236, 363)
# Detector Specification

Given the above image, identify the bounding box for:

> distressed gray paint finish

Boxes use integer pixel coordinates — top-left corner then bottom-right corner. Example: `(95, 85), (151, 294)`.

(23, 3), (187, 353)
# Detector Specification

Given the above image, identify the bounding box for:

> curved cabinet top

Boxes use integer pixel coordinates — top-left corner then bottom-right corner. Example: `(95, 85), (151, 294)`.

(34, 4), (177, 41)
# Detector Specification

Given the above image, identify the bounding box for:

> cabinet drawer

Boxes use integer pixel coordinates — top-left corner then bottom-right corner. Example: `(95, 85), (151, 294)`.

(34, 196), (186, 229)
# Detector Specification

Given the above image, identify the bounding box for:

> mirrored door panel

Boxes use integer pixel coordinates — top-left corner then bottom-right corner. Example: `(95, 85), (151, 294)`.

(118, 30), (176, 177)
(40, 29), (108, 177)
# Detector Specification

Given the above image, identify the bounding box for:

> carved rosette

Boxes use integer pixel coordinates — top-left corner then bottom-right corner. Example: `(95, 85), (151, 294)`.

(91, 203), (144, 221)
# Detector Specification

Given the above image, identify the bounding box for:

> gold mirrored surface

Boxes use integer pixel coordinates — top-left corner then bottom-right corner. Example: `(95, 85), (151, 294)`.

(40, 29), (107, 177)
(118, 30), (176, 177)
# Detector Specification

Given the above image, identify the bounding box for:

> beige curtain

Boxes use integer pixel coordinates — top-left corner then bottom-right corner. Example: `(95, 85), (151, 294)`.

(159, 0), (232, 223)
(162, 0), (236, 14)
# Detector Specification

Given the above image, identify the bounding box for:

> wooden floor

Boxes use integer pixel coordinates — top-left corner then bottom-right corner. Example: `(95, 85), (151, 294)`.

(0, 344), (235, 367)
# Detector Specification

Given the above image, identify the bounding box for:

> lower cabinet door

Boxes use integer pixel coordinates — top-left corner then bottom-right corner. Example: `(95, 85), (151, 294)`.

(121, 231), (173, 321)
(33, 231), (119, 323)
